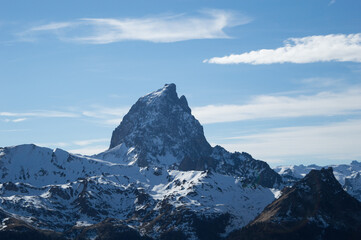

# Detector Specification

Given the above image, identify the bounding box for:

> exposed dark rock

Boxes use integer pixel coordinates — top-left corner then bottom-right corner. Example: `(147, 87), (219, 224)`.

(228, 168), (361, 240)
(49, 186), (71, 200)
(109, 84), (212, 168)
(3, 182), (19, 191)
(0, 212), (64, 240)
(69, 218), (152, 240)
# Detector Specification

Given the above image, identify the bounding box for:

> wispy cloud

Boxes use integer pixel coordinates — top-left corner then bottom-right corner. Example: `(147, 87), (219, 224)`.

(81, 106), (128, 125)
(217, 119), (361, 165)
(30, 22), (74, 31)
(68, 146), (108, 156)
(36, 138), (108, 148)
(35, 142), (70, 148)
(204, 33), (361, 64)
(329, 0), (336, 6)
(81, 106), (128, 118)
(3, 118), (27, 123)
(12, 118), (27, 122)
(0, 111), (79, 118)
(0, 106), (128, 126)
(73, 138), (108, 146)
(21, 10), (251, 44)
(0, 129), (30, 132)
(299, 77), (343, 88)
(193, 88), (361, 124)
(36, 138), (109, 155)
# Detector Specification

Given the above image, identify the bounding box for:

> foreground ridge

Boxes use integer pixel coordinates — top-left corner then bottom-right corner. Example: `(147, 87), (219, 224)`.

(228, 168), (361, 240)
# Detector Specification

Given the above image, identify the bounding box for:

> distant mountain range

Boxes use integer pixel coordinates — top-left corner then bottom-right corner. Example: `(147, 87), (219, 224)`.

(274, 161), (361, 202)
(1, 84), (360, 239)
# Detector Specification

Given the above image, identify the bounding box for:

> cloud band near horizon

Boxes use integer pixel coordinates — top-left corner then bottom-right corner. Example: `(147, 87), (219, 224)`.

(193, 88), (361, 124)
(204, 33), (361, 64)
(217, 118), (361, 165)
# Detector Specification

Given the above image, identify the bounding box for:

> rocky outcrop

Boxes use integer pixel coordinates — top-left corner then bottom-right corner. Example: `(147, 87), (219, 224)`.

(228, 168), (361, 240)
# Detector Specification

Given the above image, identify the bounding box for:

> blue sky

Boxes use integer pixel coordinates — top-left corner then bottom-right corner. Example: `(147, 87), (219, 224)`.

(1, 0), (361, 166)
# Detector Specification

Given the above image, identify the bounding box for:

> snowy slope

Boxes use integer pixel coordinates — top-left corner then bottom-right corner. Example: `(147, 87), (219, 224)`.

(0, 144), (129, 186)
(0, 144), (278, 238)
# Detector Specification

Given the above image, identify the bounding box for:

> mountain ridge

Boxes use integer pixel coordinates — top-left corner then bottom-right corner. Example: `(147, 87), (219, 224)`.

(99, 83), (281, 187)
(1, 84), (360, 239)
(0, 84), (283, 239)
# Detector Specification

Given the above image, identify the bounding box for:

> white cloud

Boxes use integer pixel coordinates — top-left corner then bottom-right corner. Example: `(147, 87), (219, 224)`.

(69, 145), (108, 156)
(36, 138), (109, 155)
(0, 129), (30, 132)
(12, 118), (27, 122)
(204, 33), (361, 64)
(81, 106), (128, 125)
(104, 119), (122, 125)
(193, 88), (361, 124)
(0, 106), (128, 126)
(81, 106), (128, 119)
(217, 119), (361, 165)
(73, 138), (109, 146)
(23, 10), (251, 43)
(299, 77), (343, 88)
(29, 22), (74, 31)
(35, 142), (70, 148)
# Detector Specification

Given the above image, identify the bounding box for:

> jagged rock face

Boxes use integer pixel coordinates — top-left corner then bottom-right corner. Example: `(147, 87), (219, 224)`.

(109, 83), (212, 167)
(229, 168), (361, 240)
(210, 146), (282, 188)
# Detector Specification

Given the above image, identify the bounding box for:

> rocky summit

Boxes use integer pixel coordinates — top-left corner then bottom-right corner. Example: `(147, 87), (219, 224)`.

(0, 84), (360, 240)
(228, 168), (361, 240)
(108, 83), (212, 168)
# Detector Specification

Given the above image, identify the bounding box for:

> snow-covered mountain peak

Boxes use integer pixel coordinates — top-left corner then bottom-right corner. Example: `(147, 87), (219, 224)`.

(138, 83), (190, 113)
(97, 84), (281, 188)
(351, 160), (361, 167)
(106, 83), (211, 167)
